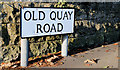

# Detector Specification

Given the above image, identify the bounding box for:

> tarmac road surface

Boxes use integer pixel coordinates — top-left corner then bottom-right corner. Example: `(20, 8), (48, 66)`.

(41, 42), (119, 68)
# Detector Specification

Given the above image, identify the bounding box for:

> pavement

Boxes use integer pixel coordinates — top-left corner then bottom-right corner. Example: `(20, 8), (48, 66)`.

(41, 42), (119, 68)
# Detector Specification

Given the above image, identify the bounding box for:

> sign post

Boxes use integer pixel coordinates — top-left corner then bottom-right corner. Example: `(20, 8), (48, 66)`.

(21, 38), (29, 67)
(61, 34), (68, 56)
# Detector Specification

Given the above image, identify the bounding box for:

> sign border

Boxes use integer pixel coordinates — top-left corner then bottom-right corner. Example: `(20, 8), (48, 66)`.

(20, 7), (75, 39)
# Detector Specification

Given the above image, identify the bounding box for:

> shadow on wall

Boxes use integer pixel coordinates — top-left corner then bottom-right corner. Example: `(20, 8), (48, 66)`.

(68, 2), (120, 55)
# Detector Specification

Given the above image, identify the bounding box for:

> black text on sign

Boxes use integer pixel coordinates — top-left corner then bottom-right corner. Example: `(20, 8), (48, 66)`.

(21, 8), (74, 38)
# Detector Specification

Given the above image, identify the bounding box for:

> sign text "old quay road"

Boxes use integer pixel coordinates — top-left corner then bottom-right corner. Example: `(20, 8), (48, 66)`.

(21, 8), (74, 38)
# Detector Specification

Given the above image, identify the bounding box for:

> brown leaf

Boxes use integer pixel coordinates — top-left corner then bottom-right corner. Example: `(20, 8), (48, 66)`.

(47, 53), (51, 56)
(28, 57), (33, 61)
(40, 60), (43, 62)
(1, 62), (5, 65)
(36, 63), (40, 67)
(45, 59), (48, 62)
(85, 64), (92, 66)
(106, 50), (109, 52)
(113, 43), (118, 45)
(116, 56), (120, 59)
(71, 55), (75, 57)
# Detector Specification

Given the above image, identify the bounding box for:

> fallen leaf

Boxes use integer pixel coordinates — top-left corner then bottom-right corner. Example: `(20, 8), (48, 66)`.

(60, 62), (64, 65)
(1, 62), (5, 65)
(85, 64), (92, 66)
(36, 63), (40, 67)
(71, 55), (75, 57)
(80, 55), (84, 58)
(47, 57), (54, 62)
(104, 65), (110, 68)
(46, 55), (59, 63)
(84, 59), (97, 64)
(39, 62), (43, 65)
(45, 59), (47, 62)
(84, 51), (88, 54)
(50, 62), (55, 66)
(29, 57), (33, 61)
(34, 64), (37, 66)
(97, 50), (101, 51)
(84, 59), (89, 63)
(116, 56), (120, 59)
(5, 63), (13, 68)
(73, 59), (75, 61)
(0, 62), (13, 68)
(113, 43), (118, 45)
(39, 56), (42, 58)
(16, 61), (20, 64)
(106, 50), (109, 52)
(102, 45), (108, 48)
(47, 53), (51, 56)
(40, 60), (43, 62)
(35, 56), (39, 59)
(11, 65), (18, 68)
(53, 55), (59, 59)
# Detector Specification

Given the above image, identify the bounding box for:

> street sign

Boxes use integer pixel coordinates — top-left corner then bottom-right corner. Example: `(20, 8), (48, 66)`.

(20, 7), (75, 67)
(21, 7), (74, 38)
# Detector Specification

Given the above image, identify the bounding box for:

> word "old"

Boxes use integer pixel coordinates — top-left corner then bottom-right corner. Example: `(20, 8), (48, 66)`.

(24, 11), (73, 21)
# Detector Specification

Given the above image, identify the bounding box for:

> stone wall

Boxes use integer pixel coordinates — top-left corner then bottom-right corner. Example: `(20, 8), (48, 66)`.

(0, 2), (120, 62)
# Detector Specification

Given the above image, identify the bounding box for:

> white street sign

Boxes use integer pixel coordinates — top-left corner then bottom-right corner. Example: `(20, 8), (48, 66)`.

(21, 8), (74, 38)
